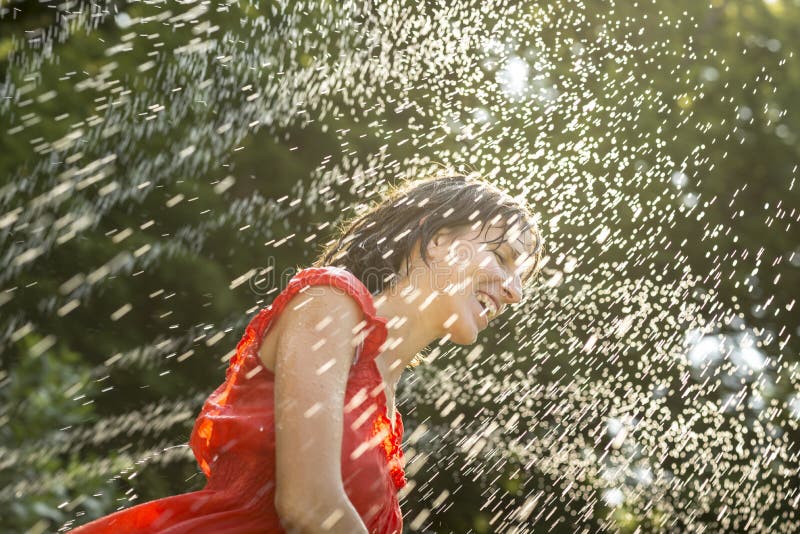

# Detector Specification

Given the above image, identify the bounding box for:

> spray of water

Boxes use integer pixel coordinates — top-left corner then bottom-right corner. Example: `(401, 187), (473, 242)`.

(1, 0), (797, 532)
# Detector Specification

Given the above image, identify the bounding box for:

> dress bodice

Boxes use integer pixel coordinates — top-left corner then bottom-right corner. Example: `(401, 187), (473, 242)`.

(189, 266), (406, 531)
(70, 266), (406, 534)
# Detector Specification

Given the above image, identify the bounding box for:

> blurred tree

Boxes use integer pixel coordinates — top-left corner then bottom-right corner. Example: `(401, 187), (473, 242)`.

(0, 0), (798, 532)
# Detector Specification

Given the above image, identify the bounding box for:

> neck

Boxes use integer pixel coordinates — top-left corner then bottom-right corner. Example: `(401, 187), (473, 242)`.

(371, 277), (443, 388)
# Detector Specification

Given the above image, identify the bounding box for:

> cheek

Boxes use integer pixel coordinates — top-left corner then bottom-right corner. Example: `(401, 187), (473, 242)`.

(440, 292), (474, 322)
(448, 242), (478, 269)
(470, 264), (498, 286)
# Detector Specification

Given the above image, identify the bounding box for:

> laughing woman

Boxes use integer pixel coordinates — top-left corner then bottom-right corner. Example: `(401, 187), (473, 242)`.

(71, 174), (542, 533)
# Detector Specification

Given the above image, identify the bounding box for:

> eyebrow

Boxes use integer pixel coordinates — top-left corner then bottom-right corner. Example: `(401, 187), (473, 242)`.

(512, 239), (543, 275)
(502, 242), (517, 258)
(503, 240), (529, 263)
(493, 229), (535, 262)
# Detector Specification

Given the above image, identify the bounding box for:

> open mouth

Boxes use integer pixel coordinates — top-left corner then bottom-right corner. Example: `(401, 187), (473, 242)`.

(475, 292), (498, 320)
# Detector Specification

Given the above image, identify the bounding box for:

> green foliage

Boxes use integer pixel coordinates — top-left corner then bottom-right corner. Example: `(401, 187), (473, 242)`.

(1, 0), (798, 531)
(0, 335), (124, 532)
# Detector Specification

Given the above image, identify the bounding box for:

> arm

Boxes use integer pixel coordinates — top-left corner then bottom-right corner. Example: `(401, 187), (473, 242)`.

(266, 286), (369, 534)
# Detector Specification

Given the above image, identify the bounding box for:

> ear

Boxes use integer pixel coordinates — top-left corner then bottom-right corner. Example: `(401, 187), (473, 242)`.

(426, 227), (460, 261)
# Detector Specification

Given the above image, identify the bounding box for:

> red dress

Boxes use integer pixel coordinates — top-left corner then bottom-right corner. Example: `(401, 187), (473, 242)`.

(71, 266), (406, 533)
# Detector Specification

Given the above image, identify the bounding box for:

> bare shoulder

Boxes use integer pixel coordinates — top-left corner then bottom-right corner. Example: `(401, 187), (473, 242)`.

(269, 283), (369, 522)
(257, 284), (365, 371)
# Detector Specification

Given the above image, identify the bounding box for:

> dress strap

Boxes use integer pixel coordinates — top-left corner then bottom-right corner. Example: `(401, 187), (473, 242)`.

(244, 266), (388, 368)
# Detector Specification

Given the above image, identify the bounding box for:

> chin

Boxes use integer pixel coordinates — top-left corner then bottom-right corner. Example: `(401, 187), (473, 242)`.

(448, 319), (481, 345)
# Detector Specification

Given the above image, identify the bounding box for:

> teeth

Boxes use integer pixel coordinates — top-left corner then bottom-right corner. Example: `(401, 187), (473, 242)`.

(475, 292), (497, 319)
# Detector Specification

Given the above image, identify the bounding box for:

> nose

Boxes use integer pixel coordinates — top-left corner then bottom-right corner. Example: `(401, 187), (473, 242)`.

(500, 270), (523, 304)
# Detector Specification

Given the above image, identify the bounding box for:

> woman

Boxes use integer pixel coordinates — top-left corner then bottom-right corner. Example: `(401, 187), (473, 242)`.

(71, 174), (542, 533)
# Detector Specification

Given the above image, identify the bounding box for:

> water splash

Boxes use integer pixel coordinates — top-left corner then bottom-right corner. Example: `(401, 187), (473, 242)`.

(1, 0), (798, 532)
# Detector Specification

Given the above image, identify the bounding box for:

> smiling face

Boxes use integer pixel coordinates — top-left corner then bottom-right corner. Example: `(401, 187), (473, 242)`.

(410, 220), (538, 344)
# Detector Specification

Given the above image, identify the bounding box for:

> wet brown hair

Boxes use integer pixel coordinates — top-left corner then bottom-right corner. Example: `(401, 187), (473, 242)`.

(313, 174), (543, 295)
